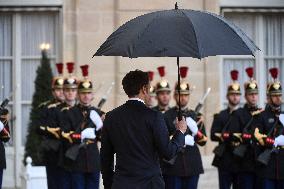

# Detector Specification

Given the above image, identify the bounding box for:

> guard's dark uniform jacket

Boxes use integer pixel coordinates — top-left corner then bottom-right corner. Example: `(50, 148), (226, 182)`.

(63, 104), (103, 173)
(0, 109), (10, 169)
(255, 105), (284, 180)
(152, 106), (170, 114)
(162, 107), (207, 177)
(234, 104), (263, 173)
(211, 108), (242, 173)
(37, 99), (63, 166)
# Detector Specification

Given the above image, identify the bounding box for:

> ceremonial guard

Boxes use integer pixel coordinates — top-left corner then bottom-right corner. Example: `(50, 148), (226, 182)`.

(254, 68), (284, 189)
(0, 105), (10, 188)
(211, 70), (242, 189)
(37, 62), (65, 189)
(152, 66), (171, 113)
(145, 71), (156, 107)
(163, 67), (207, 189)
(233, 67), (263, 189)
(55, 62), (78, 188)
(61, 65), (104, 189)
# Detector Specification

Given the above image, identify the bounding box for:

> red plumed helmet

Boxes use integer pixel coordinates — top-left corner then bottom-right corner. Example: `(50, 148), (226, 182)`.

(269, 68), (278, 80)
(80, 65), (89, 77)
(245, 67), (254, 79)
(180, 67), (188, 79)
(66, 62), (74, 74)
(56, 63), (63, 75)
(157, 66), (165, 77)
(148, 71), (154, 81)
(230, 70), (239, 81)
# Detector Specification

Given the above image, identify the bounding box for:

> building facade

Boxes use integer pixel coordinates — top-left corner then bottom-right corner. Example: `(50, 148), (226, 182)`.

(0, 0), (283, 188)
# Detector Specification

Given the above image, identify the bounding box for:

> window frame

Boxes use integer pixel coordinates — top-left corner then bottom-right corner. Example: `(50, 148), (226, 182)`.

(0, 8), (62, 187)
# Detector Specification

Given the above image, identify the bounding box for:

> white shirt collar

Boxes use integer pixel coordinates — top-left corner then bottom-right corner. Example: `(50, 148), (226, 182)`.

(128, 98), (145, 104)
(228, 104), (239, 113)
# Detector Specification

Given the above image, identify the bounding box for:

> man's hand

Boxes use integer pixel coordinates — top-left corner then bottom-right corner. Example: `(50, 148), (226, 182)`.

(0, 121), (4, 132)
(186, 117), (198, 136)
(175, 117), (187, 134)
(90, 110), (103, 130)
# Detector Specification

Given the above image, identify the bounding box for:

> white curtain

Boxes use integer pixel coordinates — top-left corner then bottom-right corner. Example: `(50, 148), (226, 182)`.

(0, 14), (12, 99)
(0, 14), (13, 146)
(20, 12), (59, 145)
(21, 12), (58, 56)
(222, 13), (256, 106)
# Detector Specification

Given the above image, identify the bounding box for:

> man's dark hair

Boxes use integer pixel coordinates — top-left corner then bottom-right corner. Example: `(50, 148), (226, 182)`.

(122, 70), (149, 97)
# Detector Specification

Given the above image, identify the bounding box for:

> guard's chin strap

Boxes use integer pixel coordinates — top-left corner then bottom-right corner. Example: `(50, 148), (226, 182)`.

(269, 103), (281, 113)
(246, 103), (258, 111)
(269, 96), (281, 113)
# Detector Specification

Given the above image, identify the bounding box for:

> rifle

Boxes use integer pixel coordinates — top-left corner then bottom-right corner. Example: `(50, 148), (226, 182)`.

(165, 88), (211, 165)
(233, 112), (256, 158)
(97, 82), (115, 110)
(65, 139), (94, 161)
(0, 99), (9, 114)
(257, 114), (284, 166)
(65, 108), (95, 160)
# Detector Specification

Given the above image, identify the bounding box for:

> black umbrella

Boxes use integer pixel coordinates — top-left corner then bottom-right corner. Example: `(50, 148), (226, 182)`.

(93, 3), (259, 119)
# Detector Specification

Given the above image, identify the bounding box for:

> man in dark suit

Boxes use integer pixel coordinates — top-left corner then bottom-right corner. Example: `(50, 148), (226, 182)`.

(101, 70), (187, 189)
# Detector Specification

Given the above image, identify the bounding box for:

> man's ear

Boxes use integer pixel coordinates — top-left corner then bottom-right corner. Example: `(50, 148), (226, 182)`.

(139, 86), (145, 96)
(142, 85), (148, 94)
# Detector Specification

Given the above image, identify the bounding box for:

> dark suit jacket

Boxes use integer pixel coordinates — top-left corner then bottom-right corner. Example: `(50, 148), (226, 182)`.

(101, 100), (185, 189)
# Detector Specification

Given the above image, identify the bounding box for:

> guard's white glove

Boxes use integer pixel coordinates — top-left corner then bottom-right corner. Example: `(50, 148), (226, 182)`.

(0, 121), (4, 132)
(81, 128), (96, 142)
(185, 134), (195, 146)
(90, 110), (103, 130)
(186, 117), (198, 136)
(274, 135), (284, 147)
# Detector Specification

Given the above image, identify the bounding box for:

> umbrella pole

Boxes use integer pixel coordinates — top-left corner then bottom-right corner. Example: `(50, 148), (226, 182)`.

(177, 57), (182, 121)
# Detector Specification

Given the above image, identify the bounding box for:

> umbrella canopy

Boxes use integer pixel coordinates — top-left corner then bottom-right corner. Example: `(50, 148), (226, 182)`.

(94, 5), (258, 58)
(93, 3), (259, 119)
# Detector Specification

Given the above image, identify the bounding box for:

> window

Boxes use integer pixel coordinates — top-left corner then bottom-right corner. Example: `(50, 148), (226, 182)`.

(0, 13), (13, 145)
(0, 11), (60, 145)
(221, 11), (284, 108)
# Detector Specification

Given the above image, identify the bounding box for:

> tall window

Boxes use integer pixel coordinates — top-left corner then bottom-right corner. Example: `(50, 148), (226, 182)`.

(0, 11), (60, 145)
(221, 11), (284, 108)
(0, 14), (13, 145)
